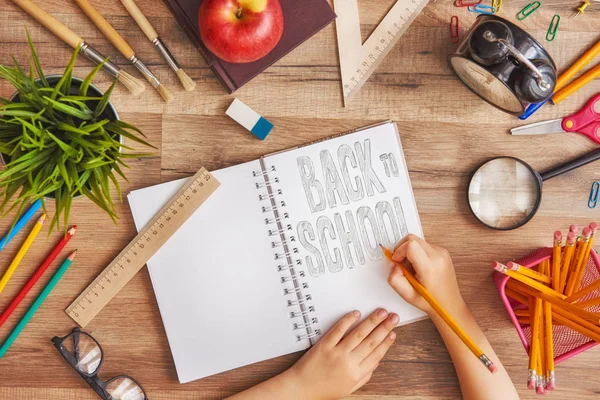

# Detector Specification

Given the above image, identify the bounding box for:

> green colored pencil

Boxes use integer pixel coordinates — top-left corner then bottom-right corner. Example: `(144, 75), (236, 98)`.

(0, 250), (76, 359)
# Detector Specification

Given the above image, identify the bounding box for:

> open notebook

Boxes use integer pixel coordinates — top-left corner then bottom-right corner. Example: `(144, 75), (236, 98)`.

(128, 121), (426, 383)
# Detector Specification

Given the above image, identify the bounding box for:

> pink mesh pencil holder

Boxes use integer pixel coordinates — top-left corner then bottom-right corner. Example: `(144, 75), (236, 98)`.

(494, 247), (600, 363)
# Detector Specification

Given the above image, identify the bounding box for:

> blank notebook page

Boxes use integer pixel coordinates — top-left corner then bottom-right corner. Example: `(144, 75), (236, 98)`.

(128, 161), (309, 383)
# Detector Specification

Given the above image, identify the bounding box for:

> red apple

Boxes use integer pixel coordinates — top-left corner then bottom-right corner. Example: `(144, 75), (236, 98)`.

(198, 0), (284, 64)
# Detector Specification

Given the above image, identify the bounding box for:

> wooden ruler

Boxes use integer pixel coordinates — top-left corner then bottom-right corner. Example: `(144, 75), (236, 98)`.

(334, 0), (429, 106)
(66, 167), (220, 327)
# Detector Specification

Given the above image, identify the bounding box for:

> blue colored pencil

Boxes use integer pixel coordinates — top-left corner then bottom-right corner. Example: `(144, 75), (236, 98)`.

(0, 250), (76, 359)
(519, 100), (549, 120)
(0, 199), (43, 251)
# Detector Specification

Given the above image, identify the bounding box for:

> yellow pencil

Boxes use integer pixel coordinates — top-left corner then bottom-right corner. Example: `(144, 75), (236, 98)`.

(507, 262), (551, 284)
(565, 227), (591, 296)
(529, 290), (542, 390)
(566, 276), (600, 303)
(559, 232), (576, 293)
(541, 260), (555, 391)
(382, 245), (497, 374)
(496, 262), (566, 300)
(552, 231), (562, 292)
(574, 296), (600, 309)
(0, 214), (46, 294)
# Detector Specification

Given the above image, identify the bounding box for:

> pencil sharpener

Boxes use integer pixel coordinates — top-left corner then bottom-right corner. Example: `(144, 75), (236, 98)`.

(448, 15), (557, 116)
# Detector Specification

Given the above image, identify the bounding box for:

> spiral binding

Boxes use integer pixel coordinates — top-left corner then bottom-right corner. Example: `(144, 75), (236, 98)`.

(254, 163), (321, 343)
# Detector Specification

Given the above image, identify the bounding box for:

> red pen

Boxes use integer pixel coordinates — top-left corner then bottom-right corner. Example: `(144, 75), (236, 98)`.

(0, 226), (76, 328)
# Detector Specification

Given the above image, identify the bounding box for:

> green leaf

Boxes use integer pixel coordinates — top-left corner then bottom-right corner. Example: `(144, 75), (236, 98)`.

(26, 27), (48, 87)
(93, 79), (117, 119)
(80, 58), (107, 97)
(46, 131), (79, 158)
(43, 96), (93, 120)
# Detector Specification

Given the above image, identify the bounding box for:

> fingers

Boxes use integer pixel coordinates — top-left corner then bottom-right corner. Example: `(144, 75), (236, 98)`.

(361, 330), (397, 371)
(352, 313), (399, 360)
(321, 310), (361, 347)
(393, 234), (433, 255)
(340, 309), (389, 351)
(392, 240), (430, 275)
(388, 265), (417, 300)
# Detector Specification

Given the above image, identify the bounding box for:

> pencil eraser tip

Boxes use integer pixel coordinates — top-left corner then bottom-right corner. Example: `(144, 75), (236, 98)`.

(536, 386), (545, 395)
(567, 231), (576, 240)
(527, 380), (536, 390)
(547, 382), (556, 391)
(488, 364), (498, 374)
(554, 231), (562, 240)
(590, 222), (598, 232)
(583, 227), (592, 236)
(570, 225), (579, 233)
(491, 261), (502, 271)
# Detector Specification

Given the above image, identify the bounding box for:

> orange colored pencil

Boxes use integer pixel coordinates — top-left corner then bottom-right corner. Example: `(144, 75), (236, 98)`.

(495, 262), (566, 300)
(559, 232), (576, 293)
(382, 246), (497, 374)
(552, 231), (562, 292)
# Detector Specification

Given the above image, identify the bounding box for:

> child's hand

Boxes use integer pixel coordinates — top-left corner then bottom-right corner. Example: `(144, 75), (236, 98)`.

(286, 309), (398, 400)
(387, 235), (465, 316)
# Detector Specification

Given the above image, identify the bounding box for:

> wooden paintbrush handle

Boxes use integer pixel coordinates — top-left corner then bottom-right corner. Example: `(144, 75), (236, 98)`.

(11, 0), (83, 49)
(73, 0), (135, 59)
(120, 0), (158, 41)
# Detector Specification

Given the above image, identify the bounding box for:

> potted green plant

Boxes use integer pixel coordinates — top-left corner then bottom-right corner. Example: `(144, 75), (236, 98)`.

(0, 32), (155, 233)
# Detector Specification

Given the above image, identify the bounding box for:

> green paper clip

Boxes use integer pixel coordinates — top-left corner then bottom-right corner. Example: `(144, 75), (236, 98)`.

(517, 1), (541, 20)
(546, 14), (560, 41)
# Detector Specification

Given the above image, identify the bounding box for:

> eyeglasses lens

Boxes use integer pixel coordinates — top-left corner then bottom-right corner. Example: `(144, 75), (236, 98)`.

(106, 377), (146, 400)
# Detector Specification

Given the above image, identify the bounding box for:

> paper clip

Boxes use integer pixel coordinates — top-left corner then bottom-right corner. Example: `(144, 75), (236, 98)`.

(468, 4), (497, 14)
(450, 16), (460, 44)
(546, 14), (560, 41)
(454, 0), (482, 6)
(492, 0), (503, 13)
(517, 1), (541, 20)
(589, 181), (600, 208)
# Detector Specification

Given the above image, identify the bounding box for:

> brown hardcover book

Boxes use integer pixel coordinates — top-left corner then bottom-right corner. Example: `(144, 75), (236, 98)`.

(165, 0), (336, 93)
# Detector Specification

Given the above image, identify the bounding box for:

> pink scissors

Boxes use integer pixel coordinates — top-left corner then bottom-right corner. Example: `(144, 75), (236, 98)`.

(511, 93), (600, 144)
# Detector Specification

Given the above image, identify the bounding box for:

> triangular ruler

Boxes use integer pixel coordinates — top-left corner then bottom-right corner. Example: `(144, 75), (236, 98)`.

(334, 0), (429, 106)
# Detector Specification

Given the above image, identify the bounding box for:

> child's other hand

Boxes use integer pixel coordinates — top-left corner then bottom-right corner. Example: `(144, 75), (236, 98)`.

(387, 235), (465, 315)
(287, 309), (397, 400)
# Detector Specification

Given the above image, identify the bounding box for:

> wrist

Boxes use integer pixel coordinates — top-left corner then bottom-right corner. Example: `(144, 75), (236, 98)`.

(427, 296), (468, 321)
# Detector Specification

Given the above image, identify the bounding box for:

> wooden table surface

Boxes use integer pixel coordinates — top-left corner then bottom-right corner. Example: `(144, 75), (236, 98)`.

(1, 0), (600, 398)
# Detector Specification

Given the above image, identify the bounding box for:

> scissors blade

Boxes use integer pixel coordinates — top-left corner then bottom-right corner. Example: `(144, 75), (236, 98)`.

(510, 119), (566, 135)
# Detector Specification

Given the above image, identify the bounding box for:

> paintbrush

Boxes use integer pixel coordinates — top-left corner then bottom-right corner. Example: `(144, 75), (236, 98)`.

(73, 0), (173, 103)
(11, 0), (144, 96)
(119, 0), (196, 91)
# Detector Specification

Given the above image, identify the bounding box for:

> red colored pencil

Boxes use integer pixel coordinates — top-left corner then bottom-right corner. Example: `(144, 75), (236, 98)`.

(0, 226), (76, 328)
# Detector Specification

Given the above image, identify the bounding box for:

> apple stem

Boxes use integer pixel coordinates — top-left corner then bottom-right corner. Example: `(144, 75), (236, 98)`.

(236, 8), (243, 19)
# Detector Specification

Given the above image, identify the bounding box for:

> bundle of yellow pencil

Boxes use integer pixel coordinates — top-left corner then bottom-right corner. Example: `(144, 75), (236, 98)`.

(493, 222), (599, 395)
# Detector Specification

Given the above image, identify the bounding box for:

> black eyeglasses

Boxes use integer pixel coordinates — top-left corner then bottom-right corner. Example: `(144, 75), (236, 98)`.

(52, 328), (148, 400)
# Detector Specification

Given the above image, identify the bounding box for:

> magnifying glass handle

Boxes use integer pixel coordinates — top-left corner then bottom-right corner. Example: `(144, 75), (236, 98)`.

(541, 148), (600, 181)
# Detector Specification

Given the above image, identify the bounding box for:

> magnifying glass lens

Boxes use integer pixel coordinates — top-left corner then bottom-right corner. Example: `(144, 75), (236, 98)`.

(468, 157), (540, 229)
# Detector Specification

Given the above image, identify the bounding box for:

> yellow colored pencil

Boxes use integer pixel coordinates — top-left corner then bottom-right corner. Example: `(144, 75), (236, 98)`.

(559, 232), (576, 293)
(382, 245), (497, 373)
(0, 214), (46, 294)
(496, 262), (566, 300)
(552, 231), (562, 292)
(507, 262), (551, 284)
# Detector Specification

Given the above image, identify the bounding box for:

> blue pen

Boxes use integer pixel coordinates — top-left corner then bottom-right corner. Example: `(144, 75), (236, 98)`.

(519, 100), (550, 120)
(0, 199), (43, 251)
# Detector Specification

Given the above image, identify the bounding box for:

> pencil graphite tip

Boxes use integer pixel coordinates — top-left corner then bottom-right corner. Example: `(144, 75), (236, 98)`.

(379, 244), (393, 261)
(38, 214), (47, 224)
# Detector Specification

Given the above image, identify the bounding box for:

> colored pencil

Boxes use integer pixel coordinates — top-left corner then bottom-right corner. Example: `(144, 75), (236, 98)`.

(552, 231), (562, 292)
(553, 63), (600, 105)
(0, 251), (76, 359)
(0, 226), (76, 328)
(507, 279), (600, 325)
(0, 199), (42, 251)
(0, 214), (46, 294)
(565, 227), (592, 296)
(559, 232), (576, 293)
(382, 245), (497, 374)
(507, 262), (551, 284)
(495, 262), (566, 300)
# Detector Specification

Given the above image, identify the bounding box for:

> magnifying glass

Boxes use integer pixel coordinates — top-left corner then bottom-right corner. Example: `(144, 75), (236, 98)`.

(468, 148), (600, 230)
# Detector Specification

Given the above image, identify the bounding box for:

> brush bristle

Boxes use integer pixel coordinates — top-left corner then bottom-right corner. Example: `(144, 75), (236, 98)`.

(176, 69), (196, 92)
(117, 70), (145, 97)
(155, 83), (174, 103)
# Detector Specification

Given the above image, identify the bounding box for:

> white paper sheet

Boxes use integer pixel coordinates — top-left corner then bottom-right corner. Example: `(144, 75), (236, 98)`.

(128, 161), (309, 383)
(264, 122), (427, 337)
